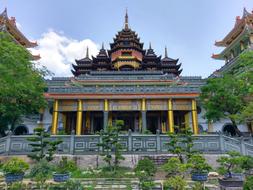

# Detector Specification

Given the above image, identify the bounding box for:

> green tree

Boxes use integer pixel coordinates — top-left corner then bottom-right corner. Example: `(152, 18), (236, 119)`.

(200, 74), (246, 135)
(167, 127), (196, 163)
(27, 127), (62, 162)
(97, 120), (125, 172)
(0, 32), (48, 135)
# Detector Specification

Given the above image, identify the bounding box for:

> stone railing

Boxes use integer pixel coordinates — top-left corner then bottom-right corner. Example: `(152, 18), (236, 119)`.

(0, 131), (252, 156)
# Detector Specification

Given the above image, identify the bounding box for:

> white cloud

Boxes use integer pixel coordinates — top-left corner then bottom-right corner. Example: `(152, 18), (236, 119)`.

(32, 30), (99, 77)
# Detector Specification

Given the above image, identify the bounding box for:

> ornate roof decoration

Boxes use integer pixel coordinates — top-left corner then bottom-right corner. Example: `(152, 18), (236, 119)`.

(72, 11), (182, 76)
(0, 8), (40, 60)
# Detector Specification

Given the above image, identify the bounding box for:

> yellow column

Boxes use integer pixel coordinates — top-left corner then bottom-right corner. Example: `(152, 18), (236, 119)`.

(104, 99), (109, 111)
(191, 99), (199, 134)
(76, 100), (83, 135)
(141, 98), (146, 111)
(168, 99), (174, 133)
(208, 122), (213, 133)
(51, 100), (59, 135)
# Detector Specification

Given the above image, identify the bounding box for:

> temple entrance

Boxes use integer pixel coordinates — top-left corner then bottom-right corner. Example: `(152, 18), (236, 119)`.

(91, 111), (103, 133)
(147, 111), (167, 134)
(64, 112), (76, 134)
(173, 111), (187, 133)
(111, 111), (139, 132)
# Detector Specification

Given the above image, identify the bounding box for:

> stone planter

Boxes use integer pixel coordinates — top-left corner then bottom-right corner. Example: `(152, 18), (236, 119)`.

(53, 173), (70, 182)
(5, 173), (24, 184)
(218, 178), (243, 188)
(191, 172), (208, 182)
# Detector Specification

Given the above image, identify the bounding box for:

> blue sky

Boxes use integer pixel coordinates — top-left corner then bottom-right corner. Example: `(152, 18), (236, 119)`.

(1, 0), (253, 77)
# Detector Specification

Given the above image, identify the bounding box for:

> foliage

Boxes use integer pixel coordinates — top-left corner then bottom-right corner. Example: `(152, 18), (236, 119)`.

(30, 159), (53, 189)
(240, 155), (253, 173)
(54, 157), (77, 174)
(134, 157), (156, 176)
(200, 74), (247, 135)
(162, 157), (189, 177)
(191, 182), (209, 190)
(7, 182), (27, 190)
(136, 170), (155, 190)
(163, 176), (187, 190)
(48, 179), (84, 190)
(97, 120), (125, 172)
(0, 32), (48, 134)
(167, 127), (196, 163)
(2, 157), (29, 174)
(27, 127), (62, 162)
(71, 166), (135, 179)
(188, 154), (212, 173)
(201, 51), (253, 135)
(243, 175), (253, 190)
(217, 151), (245, 178)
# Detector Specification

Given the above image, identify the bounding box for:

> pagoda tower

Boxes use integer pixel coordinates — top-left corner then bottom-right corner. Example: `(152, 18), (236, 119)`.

(0, 8), (40, 60)
(211, 8), (253, 76)
(72, 11), (182, 76)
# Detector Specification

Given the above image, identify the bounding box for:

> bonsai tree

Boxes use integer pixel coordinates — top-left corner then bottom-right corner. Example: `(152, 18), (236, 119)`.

(53, 157), (77, 182)
(97, 120), (125, 172)
(29, 159), (53, 189)
(163, 175), (187, 190)
(167, 127), (196, 163)
(240, 155), (253, 175)
(243, 175), (253, 190)
(217, 151), (244, 178)
(2, 157), (29, 183)
(2, 157), (29, 175)
(162, 157), (189, 177)
(188, 154), (212, 174)
(135, 158), (157, 190)
(134, 157), (157, 176)
(27, 127), (62, 162)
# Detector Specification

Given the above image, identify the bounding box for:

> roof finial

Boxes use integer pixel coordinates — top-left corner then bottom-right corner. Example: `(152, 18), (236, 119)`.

(102, 42), (104, 50)
(86, 46), (89, 58)
(124, 8), (129, 30)
(243, 7), (250, 18)
(149, 42), (152, 49)
(165, 46), (168, 58)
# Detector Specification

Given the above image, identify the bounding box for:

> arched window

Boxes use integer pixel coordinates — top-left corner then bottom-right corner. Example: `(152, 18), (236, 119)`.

(222, 123), (236, 136)
(13, 125), (29, 135)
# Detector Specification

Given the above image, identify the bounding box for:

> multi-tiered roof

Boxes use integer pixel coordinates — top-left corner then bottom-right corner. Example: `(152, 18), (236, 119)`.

(0, 8), (40, 60)
(211, 8), (253, 76)
(72, 11), (182, 76)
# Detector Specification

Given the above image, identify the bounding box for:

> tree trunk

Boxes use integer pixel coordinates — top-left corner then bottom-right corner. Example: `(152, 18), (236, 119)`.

(231, 119), (242, 136)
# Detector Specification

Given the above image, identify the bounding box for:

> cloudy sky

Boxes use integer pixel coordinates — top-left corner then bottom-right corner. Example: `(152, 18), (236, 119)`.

(1, 0), (253, 77)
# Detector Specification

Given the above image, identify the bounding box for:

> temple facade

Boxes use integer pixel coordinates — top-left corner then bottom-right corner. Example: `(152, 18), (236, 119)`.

(43, 12), (203, 135)
(3, 9), (250, 135)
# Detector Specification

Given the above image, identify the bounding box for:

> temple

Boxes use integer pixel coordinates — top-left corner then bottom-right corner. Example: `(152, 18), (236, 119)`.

(211, 8), (253, 77)
(44, 11), (202, 135)
(0, 8), (40, 60)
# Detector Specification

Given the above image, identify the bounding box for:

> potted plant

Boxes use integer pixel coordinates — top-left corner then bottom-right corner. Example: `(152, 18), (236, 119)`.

(2, 157), (29, 184)
(188, 154), (212, 182)
(53, 157), (77, 182)
(240, 155), (253, 176)
(217, 151), (245, 188)
(163, 176), (187, 190)
(162, 157), (189, 177)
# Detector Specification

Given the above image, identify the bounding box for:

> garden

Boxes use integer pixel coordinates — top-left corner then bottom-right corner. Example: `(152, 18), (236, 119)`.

(0, 121), (253, 190)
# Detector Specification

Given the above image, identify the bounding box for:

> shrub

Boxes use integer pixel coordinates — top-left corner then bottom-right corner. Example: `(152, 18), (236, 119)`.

(134, 157), (156, 176)
(2, 157), (29, 174)
(7, 182), (27, 190)
(188, 154), (212, 174)
(162, 157), (189, 177)
(54, 157), (77, 174)
(243, 175), (253, 190)
(217, 151), (245, 178)
(30, 159), (53, 189)
(48, 179), (84, 190)
(163, 176), (187, 190)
